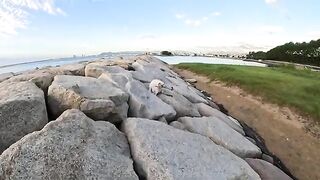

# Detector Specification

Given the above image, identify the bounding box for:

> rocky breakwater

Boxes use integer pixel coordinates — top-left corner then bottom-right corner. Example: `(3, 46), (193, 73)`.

(0, 55), (293, 180)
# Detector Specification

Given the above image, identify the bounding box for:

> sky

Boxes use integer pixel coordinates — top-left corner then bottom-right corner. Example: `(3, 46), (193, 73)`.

(0, 0), (320, 62)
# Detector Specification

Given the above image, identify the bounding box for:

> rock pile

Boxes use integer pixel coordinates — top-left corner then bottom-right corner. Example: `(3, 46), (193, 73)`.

(0, 55), (293, 180)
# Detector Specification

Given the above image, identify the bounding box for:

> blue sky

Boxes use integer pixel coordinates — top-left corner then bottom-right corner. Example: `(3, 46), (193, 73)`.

(0, 0), (319, 62)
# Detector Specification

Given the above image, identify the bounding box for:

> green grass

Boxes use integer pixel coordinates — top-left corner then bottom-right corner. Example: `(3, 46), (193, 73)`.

(176, 63), (320, 122)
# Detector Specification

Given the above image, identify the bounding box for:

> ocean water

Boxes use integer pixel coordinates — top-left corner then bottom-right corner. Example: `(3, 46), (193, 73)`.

(0, 55), (266, 74)
(156, 56), (267, 67)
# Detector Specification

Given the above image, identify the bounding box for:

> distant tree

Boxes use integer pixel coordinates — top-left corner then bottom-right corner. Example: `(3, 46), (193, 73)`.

(246, 39), (320, 66)
(161, 51), (173, 56)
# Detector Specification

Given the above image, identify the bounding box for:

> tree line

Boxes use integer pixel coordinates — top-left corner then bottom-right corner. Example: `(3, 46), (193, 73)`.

(247, 39), (320, 66)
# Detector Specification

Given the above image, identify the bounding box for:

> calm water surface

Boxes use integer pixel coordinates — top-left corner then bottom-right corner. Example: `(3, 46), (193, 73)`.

(0, 55), (266, 74)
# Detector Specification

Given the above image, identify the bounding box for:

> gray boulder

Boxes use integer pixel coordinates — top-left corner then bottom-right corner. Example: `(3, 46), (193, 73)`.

(125, 79), (176, 121)
(158, 89), (200, 120)
(169, 121), (186, 130)
(122, 118), (260, 180)
(85, 61), (132, 78)
(196, 103), (245, 135)
(98, 72), (133, 90)
(54, 63), (86, 76)
(48, 75), (129, 123)
(0, 72), (14, 83)
(6, 71), (54, 91)
(178, 116), (262, 158)
(131, 56), (177, 83)
(5, 63), (86, 91)
(166, 76), (208, 104)
(0, 109), (138, 180)
(0, 81), (48, 153)
(245, 158), (293, 180)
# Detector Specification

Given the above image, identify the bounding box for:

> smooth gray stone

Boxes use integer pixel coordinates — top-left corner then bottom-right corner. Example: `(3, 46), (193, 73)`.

(0, 72), (14, 83)
(178, 116), (262, 158)
(158, 89), (200, 120)
(246, 158), (293, 180)
(0, 109), (138, 180)
(48, 75), (129, 122)
(169, 121), (186, 130)
(196, 103), (245, 135)
(0, 81), (48, 153)
(122, 118), (261, 180)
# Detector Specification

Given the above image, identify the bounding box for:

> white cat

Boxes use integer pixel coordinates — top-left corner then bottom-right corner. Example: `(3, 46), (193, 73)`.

(149, 79), (165, 95)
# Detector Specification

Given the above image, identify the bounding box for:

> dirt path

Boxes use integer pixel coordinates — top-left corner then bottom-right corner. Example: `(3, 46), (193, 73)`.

(174, 68), (320, 180)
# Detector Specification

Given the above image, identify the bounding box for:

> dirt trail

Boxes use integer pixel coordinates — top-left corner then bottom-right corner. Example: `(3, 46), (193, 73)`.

(175, 68), (320, 180)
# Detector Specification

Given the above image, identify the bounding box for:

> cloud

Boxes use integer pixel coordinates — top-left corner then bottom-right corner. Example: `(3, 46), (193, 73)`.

(265, 0), (278, 5)
(175, 13), (185, 19)
(175, 13), (211, 27)
(0, 0), (65, 37)
(211, 12), (221, 16)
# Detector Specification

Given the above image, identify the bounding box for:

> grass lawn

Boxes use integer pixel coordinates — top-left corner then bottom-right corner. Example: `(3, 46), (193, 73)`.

(176, 63), (320, 122)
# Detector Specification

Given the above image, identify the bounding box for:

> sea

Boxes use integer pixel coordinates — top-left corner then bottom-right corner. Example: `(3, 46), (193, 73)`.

(0, 53), (266, 74)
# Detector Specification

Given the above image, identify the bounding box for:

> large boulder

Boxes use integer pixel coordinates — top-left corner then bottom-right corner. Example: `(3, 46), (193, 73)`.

(122, 118), (261, 180)
(0, 81), (48, 153)
(178, 116), (262, 158)
(158, 89), (200, 120)
(245, 158), (293, 180)
(125, 79), (176, 121)
(196, 103), (245, 135)
(85, 60), (132, 78)
(6, 71), (54, 91)
(48, 75), (129, 122)
(166, 76), (208, 104)
(0, 109), (138, 180)
(131, 56), (176, 83)
(54, 63), (86, 76)
(0, 72), (14, 83)
(5, 63), (86, 91)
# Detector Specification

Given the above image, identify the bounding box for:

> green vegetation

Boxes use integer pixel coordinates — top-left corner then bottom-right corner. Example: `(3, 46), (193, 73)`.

(176, 63), (320, 121)
(247, 39), (320, 66)
(161, 51), (173, 56)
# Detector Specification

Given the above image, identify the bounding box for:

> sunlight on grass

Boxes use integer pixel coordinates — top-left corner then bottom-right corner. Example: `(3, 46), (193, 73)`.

(176, 63), (320, 122)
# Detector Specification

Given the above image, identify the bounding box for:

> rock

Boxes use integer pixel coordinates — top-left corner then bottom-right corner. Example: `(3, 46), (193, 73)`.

(55, 63), (86, 76)
(178, 116), (262, 158)
(246, 137), (257, 145)
(185, 78), (197, 83)
(166, 76), (208, 104)
(0, 81), (48, 153)
(6, 71), (54, 91)
(169, 121), (186, 130)
(125, 79), (176, 121)
(245, 158), (293, 180)
(0, 109), (138, 180)
(261, 153), (274, 164)
(4, 64), (86, 91)
(48, 75), (129, 122)
(158, 89), (200, 120)
(85, 61), (132, 78)
(207, 100), (220, 110)
(122, 118), (260, 180)
(0, 72), (14, 83)
(196, 103), (245, 135)
(158, 116), (168, 124)
(131, 56), (176, 80)
(98, 72), (133, 90)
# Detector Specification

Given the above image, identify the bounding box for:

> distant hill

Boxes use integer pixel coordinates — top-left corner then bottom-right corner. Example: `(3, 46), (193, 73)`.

(247, 39), (320, 66)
